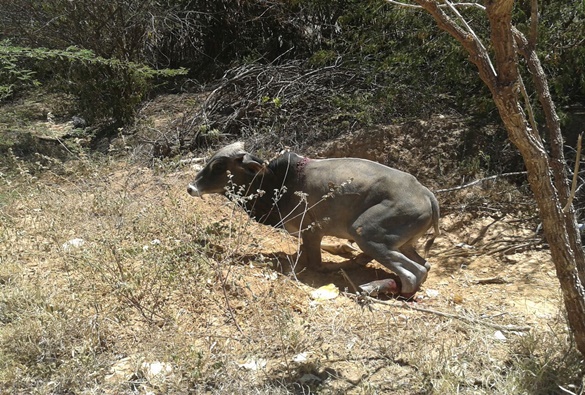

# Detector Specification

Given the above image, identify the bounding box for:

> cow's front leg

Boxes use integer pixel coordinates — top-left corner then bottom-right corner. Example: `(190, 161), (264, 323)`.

(299, 232), (324, 270)
(301, 233), (361, 272)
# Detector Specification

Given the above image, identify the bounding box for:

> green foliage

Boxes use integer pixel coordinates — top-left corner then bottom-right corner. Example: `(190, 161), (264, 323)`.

(308, 50), (338, 67)
(538, 0), (585, 104)
(0, 41), (186, 125)
(2, 0), (585, 147)
(3, 0), (158, 62)
(511, 0), (585, 106)
(318, 0), (491, 117)
(0, 45), (40, 101)
(3, 0), (308, 78)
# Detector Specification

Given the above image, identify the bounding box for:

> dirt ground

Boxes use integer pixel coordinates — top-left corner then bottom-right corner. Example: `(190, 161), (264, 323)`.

(1, 154), (578, 395)
(168, 167), (572, 393)
(191, 187), (560, 328)
(2, 99), (582, 394)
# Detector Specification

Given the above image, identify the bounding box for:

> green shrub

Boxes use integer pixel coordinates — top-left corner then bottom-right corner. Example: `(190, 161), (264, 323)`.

(0, 41), (187, 126)
(0, 44), (40, 101)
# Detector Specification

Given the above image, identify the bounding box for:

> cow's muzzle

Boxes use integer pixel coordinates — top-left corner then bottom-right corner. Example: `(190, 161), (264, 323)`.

(187, 184), (201, 197)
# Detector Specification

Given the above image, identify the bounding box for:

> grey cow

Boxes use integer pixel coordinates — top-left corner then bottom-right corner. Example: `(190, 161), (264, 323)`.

(187, 142), (440, 296)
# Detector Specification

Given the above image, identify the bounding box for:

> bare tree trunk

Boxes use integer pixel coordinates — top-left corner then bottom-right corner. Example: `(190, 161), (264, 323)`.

(494, 91), (585, 356)
(411, 0), (585, 357)
(513, 29), (585, 288)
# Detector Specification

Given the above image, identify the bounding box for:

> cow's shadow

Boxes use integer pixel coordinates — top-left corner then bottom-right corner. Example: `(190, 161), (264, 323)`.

(240, 249), (401, 297)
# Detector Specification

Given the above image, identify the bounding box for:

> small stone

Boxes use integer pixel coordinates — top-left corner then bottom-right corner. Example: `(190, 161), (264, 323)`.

(62, 238), (85, 251)
(494, 331), (507, 341)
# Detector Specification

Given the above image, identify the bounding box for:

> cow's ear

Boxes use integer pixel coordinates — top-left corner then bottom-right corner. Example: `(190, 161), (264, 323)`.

(241, 154), (266, 175)
(208, 157), (228, 173)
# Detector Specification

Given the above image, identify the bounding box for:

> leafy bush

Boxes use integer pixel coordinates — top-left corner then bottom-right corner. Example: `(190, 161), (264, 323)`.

(2, 0), (157, 62)
(529, 0), (585, 105)
(0, 41), (186, 125)
(0, 48), (39, 101)
(3, 0), (585, 159)
(2, 0), (308, 79)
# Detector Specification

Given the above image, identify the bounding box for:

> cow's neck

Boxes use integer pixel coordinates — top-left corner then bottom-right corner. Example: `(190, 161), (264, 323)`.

(243, 152), (308, 228)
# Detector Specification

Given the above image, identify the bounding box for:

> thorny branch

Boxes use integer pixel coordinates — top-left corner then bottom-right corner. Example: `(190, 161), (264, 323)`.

(434, 171), (527, 193)
(345, 292), (532, 332)
(180, 60), (368, 150)
(385, 0), (485, 10)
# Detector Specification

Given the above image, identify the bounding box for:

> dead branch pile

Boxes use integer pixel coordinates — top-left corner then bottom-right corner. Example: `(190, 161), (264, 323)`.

(172, 60), (372, 153)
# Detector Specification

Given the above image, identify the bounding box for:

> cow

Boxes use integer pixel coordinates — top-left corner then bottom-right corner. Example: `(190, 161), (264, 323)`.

(187, 142), (440, 297)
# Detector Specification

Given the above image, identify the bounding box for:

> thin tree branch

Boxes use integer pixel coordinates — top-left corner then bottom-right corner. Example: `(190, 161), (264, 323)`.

(529, 0), (538, 49)
(564, 133), (582, 213)
(444, 0), (496, 77)
(346, 293), (532, 332)
(434, 171), (527, 193)
(413, 0), (498, 88)
(384, 0), (422, 8)
(517, 72), (541, 142)
(513, 27), (570, 202)
(386, 0), (485, 10)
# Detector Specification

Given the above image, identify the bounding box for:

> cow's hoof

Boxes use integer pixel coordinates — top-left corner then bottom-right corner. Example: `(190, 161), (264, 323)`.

(353, 253), (374, 266)
(393, 277), (418, 300)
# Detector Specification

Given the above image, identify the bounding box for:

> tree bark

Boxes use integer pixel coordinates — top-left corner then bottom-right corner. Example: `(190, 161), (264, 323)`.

(412, 0), (585, 357)
(513, 29), (585, 288)
(494, 89), (585, 356)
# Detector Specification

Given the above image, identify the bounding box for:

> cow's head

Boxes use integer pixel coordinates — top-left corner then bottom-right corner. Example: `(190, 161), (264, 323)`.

(187, 142), (267, 197)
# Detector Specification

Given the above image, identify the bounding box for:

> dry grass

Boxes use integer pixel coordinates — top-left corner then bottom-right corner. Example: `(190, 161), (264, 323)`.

(0, 154), (583, 394)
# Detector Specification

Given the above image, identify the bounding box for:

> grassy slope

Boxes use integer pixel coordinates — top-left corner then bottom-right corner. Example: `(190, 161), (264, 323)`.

(0, 93), (583, 394)
(0, 153), (582, 395)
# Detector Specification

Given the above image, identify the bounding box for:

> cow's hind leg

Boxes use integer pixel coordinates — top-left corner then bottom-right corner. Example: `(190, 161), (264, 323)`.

(349, 205), (430, 296)
(355, 243), (427, 295)
(399, 244), (431, 283)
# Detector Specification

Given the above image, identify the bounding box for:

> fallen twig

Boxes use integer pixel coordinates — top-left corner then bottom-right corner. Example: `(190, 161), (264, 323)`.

(433, 249), (477, 259)
(468, 214), (505, 246)
(434, 171), (527, 193)
(474, 276), (510, 285)
(487, 239), (542, 255)
(339, 268), (361, 294)
(344, 293), (532, 332)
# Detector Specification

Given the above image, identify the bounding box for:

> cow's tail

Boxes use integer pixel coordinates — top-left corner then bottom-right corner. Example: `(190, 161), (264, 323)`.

(423, 193), (441, 258)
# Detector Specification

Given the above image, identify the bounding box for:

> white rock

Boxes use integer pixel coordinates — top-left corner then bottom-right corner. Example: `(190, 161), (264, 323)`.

(493, 330), (507, 341)
(142, 361), (172, 377)
(293, 352), (308, 363)
(237, 358), (267, 371)
(62, 238), (85, 251)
